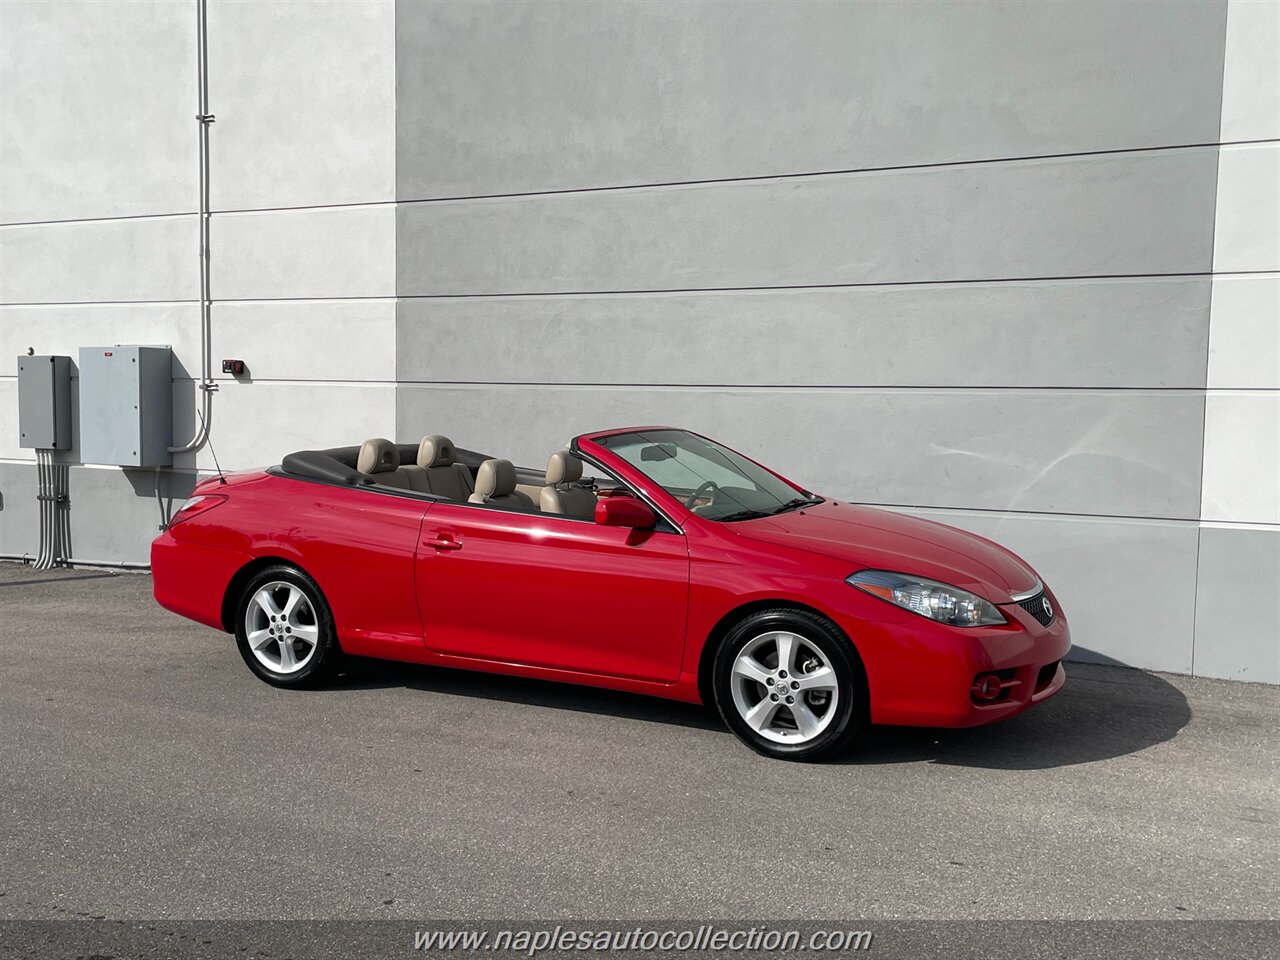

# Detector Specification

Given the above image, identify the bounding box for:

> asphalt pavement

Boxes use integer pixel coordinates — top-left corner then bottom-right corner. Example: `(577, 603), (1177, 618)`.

(1, 562), (1276, 956)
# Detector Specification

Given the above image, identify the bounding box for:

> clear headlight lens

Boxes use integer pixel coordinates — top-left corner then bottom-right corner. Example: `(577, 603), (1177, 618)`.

(847, 570), (1006, 627)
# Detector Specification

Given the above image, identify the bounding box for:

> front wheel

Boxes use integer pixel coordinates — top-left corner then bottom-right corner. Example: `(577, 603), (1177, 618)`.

(234, 565), (340, 688)
(712, 608), (867, 761)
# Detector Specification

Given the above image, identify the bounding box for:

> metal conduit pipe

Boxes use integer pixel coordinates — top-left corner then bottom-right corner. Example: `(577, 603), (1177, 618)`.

(58, 461), (71, 564)
(33, 450), (71, 570)
(34, 452), (50, 569)
(170, 0), (216, 454)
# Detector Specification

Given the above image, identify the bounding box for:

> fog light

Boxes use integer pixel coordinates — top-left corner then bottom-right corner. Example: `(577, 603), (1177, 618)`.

(972, 673), (1004, 702)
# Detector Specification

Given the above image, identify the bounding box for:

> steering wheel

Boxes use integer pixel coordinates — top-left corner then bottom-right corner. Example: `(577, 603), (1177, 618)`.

(684, 480), (720, 509)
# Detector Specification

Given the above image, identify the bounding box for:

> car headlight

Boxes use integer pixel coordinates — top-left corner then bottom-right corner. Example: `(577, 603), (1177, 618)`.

(847, 570), (1006, 627)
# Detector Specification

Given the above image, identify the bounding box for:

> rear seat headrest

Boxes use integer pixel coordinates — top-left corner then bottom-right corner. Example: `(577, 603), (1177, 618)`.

(545, 450), (583, 486)
(475, 458), (517, 498)
(418, 434), (456, 468)
(357, 438), (399, 474)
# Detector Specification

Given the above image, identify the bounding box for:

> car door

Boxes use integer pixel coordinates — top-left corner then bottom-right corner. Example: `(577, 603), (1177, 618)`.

(271, 482), (435, 659)
(413, 502), (690, 683)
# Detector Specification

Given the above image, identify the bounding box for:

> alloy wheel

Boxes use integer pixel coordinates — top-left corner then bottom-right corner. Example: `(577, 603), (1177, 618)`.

(729, 631), (840, 745)
(243, 580), (320, 675)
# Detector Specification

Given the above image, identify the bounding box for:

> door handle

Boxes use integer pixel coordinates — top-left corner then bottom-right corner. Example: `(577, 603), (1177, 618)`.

(424, 537), (463, 551)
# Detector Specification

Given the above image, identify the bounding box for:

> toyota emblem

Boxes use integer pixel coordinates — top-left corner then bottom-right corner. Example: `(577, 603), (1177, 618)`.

(1042, 596), (1053, 619)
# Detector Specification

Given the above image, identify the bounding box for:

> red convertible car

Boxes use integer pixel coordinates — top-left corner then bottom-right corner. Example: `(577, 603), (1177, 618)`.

(152, 427), (1069, 760)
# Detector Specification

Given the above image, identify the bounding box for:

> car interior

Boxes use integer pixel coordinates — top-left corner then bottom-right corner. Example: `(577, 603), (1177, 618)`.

(278, 433), (619, 521)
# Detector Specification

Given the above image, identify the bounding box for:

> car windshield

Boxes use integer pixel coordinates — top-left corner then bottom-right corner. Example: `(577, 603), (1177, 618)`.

(594, 429), (820, 521)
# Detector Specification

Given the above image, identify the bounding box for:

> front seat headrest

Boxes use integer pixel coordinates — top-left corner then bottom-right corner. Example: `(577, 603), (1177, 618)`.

(418, 434), (456, 468)
(474, 458), (517, 498)
(545, 450), (583, 486)
(357, 438), (399, 474)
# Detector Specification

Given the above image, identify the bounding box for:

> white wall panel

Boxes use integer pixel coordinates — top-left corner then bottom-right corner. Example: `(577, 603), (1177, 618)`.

(212, 206), (395, 301)
(1194, 524), (1280, 684)
(211, 301), (396, 384)
(208, 0), (395, 210)
(1207, 275), (1280, 390)
(1220, 0), (1280, 143)
(0, 378), (25, 462)
(174, 382), (396, 473)
(0, 304), (201, 378)
(0, 0), (195, 223)
(0, 461), (41, 554)
(0, 217), (198, 305)
(1212, 142), (1280, 274)
(1200, 393), (1280, 525)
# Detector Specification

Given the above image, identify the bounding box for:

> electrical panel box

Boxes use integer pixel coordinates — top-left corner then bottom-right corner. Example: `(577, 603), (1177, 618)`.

(78, 345), (173, 467)
(17, 355), (73, 450)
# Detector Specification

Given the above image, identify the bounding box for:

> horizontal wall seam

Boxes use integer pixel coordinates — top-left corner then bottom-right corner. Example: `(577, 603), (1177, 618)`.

(0, 212), (198, 229)
(390, 270), (1272, 299)
(1197, 521), (1280, 532)
(2, 139), (1277, 227)
(874, 502), (1205, 525)
(4, 272), (1275, 309)
(0, 375), (1257, 394)
(394, 381), (1226, 394)
(392, 138), (1279, 207)
(0, 300), (201, 307)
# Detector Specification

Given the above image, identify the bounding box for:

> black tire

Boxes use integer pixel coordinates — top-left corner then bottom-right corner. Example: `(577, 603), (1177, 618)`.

(712, 607), (867, 761)
(233, 564), (341, 688)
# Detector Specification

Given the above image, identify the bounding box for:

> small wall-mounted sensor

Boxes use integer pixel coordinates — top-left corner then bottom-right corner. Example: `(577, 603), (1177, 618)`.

(221, 359), (246, 376)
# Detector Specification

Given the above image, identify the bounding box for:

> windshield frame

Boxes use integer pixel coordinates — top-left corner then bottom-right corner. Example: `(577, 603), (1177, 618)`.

(578, 427), (822, 523)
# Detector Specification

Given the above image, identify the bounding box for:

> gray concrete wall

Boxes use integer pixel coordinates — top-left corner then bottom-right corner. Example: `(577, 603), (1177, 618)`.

(394, 0), (1274, 682)
(2, 0), (1276, 682)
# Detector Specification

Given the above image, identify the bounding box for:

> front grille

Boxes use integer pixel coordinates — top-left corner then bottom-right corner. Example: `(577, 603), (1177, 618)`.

(1017, 591), (1055, 627)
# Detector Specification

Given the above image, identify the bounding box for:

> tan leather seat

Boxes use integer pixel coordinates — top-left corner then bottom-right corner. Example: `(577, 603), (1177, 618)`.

(468, 459), (535, 512)
(401, 434), (473, 499)
(539, 451), (596, 518)
(356, 438), (409, 489)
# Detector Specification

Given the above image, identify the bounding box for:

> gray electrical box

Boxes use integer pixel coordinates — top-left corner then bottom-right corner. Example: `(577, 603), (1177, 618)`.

(78, 345), (173, 467)
(17, 355), (73, 449)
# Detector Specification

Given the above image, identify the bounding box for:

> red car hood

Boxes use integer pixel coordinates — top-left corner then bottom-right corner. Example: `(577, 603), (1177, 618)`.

(731, 501), (1039, 603)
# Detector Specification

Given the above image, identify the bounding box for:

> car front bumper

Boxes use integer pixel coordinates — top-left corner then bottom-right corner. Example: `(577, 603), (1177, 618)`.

(834, 591), (1072, 729)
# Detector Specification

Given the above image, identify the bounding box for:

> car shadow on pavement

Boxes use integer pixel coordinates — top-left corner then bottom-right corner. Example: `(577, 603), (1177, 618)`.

(333, 648), (1191, 770)
(334, 657), (725, 732)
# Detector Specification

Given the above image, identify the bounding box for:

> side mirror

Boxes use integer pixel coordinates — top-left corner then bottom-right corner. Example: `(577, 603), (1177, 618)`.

(595, 496), (657, 530)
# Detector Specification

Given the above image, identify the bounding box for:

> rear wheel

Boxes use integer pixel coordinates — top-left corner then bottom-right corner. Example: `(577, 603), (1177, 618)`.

(712, 608), (866, 761)
(234, 565), (339, 688)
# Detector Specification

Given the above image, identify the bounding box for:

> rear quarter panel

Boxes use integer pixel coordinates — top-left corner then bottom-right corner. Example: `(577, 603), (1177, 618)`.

(153, 475), (428, 654)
